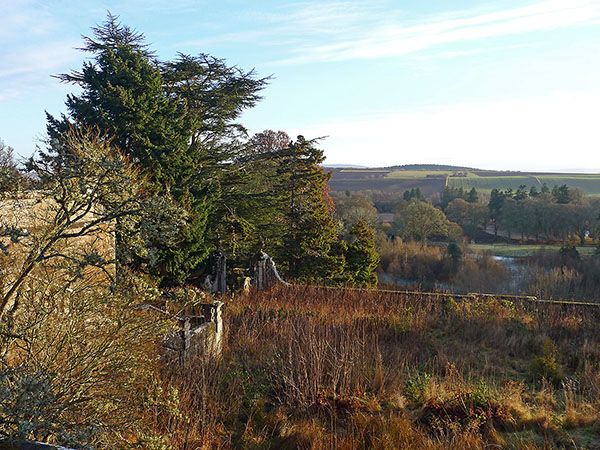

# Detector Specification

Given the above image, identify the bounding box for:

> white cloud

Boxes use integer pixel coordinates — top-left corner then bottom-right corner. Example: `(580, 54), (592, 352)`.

(0, 0), (59, 40)
(0, 41), (81, 102)
(0, 0), (82, 100)
(258, 0), (600, 64)
(296, 90), (600, 171)
(0, 42), (80, 79)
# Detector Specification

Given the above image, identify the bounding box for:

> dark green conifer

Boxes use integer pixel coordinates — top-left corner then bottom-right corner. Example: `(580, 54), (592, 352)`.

(344, 220), (379, 287)
(46, 14), (267, 285)
(276, 136), (345, 283)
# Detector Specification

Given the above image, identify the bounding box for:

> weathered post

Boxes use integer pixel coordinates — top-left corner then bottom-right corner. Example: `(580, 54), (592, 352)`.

(252, 252), (288, 290)
(202, 251), (227, 294)
(215, 252), (227, 294)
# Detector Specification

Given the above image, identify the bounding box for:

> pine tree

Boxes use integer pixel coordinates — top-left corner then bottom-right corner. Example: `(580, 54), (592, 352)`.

(488, 189), (505, 240)
(467, 187), (479, 203)
(276, 136), (345, 283)
(47, 15), (190, 187)
(46, 14), (267, 285)
(344, 220), (379, 287)
(216, 130), (290, 264)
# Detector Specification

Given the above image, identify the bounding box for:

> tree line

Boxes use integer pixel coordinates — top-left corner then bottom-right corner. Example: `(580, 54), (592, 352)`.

(486, 185), (598, 243)
(334, 183), (600, 247)
(423, 184), (599, 244)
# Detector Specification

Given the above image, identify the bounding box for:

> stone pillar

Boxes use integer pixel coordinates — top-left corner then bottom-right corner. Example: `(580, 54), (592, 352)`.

(215, 253), (227, 294)
(202, 252), (227, 294)
(253, 252), (288, 290)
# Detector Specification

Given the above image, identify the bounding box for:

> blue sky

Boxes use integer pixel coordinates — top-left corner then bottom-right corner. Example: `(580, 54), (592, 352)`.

(2, 0), (600, 170)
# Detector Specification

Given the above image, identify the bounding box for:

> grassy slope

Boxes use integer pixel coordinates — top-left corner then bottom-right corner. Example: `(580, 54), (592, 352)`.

(385, 170), (453, 179)
(164, 286), (600, 449)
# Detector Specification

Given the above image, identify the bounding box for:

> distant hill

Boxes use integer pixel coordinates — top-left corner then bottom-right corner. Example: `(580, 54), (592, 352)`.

(384, 164), (479, 171)
(323, 164), (368, 169)
(327, 164), (600, 198)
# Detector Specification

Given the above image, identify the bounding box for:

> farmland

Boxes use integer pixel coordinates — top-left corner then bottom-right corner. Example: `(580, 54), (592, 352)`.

(448, 173), (600, 195)
(470, 243), (597, 258)
(327, 167), (447, 197)
(327, 166), (600, 197)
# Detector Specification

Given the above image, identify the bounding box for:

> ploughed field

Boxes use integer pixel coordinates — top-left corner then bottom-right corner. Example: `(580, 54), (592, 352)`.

(165, 285), (600, 449)
(327, 168), (446, 197)
(327, 167), (600, 196)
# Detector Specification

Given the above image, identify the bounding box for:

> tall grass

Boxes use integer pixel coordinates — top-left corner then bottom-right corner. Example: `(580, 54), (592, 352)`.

(524, 250), (600, 300)
(154, 285), (600, 449)
(378, 240), (511, 294)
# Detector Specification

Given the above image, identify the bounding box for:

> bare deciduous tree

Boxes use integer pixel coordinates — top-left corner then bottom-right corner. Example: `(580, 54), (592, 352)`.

(0, 128), (144, 319)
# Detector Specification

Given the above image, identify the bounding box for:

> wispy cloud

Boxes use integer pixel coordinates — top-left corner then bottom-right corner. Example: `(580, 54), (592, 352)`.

(0, 1), (81, 101)
(411, 42), (542, 61)
(195, 0), (600, 65)
(294, 0), (600, 63)
(0, 42), (79, 80)
(0, 40), (81, 101)
(0, 0), (59, 40)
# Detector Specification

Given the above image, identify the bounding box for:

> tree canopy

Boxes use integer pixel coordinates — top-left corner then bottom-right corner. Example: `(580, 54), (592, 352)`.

(41, 15), (379, 287)
(46, 14), (269, 285)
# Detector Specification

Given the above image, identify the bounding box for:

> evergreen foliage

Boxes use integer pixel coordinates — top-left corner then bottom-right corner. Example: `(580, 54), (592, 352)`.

(403, 187), (422, 202)
(276, 136), (345, 283)
(46, 14), (267, 285)
(344, 220), (379, 287)
(37, 15), (380, 287)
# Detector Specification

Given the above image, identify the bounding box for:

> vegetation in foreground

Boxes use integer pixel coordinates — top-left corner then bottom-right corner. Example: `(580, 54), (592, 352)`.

(155, 285), (600, 449)
(0, 12), (599, 450)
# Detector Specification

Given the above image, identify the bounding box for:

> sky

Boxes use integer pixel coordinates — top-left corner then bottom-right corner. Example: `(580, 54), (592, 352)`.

(2, 0), (600, 171)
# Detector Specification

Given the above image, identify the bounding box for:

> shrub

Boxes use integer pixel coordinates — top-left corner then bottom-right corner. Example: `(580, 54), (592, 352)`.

(404, 372), (432, 405)
(529, 339), (564, 386)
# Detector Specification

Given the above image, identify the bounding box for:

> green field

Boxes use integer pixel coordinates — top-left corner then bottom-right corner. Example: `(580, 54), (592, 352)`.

(329, 166), (600, 197)
(447, 173), (600, 195)
(385, 170), (453, 179)
(470, 243), (597, 258)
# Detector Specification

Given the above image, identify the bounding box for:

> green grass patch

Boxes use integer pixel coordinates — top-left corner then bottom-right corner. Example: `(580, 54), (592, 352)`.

(385, 170), (452, 179)
(339, 169), (390, 173)
(448, 175), (540, 192)
(448, 174), (600, 195)
(470, 244), (597, 257)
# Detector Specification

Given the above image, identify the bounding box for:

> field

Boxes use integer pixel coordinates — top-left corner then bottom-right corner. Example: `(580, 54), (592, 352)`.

(163, 285), (600, 448)
(327, 166), (600, 197)
(448, 173), (600, 196)
(384, 170), (453, 179)
(447, 175), (541, 193)
(328, 168), (446, 197)
(448, 172), (600, 196)
(470, 244), (598, 258)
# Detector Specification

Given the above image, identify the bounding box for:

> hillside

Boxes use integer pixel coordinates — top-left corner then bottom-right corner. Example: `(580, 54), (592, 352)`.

(328, 166), (600, 197)
(386, 164), (479, 171)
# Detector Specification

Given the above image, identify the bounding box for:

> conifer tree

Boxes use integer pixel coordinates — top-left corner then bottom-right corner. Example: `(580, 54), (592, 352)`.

(467, 187), (479, 203)
(276, 136), (345, 283)
(344, 220), (379, 287)
(46, 14), (267, 285)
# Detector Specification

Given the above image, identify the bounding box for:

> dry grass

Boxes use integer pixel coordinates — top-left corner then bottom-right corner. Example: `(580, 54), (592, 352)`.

(155, 285), (600, 449)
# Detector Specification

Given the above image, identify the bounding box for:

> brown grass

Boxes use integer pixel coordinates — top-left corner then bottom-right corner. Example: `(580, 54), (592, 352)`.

(153, 285), (600, 449)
